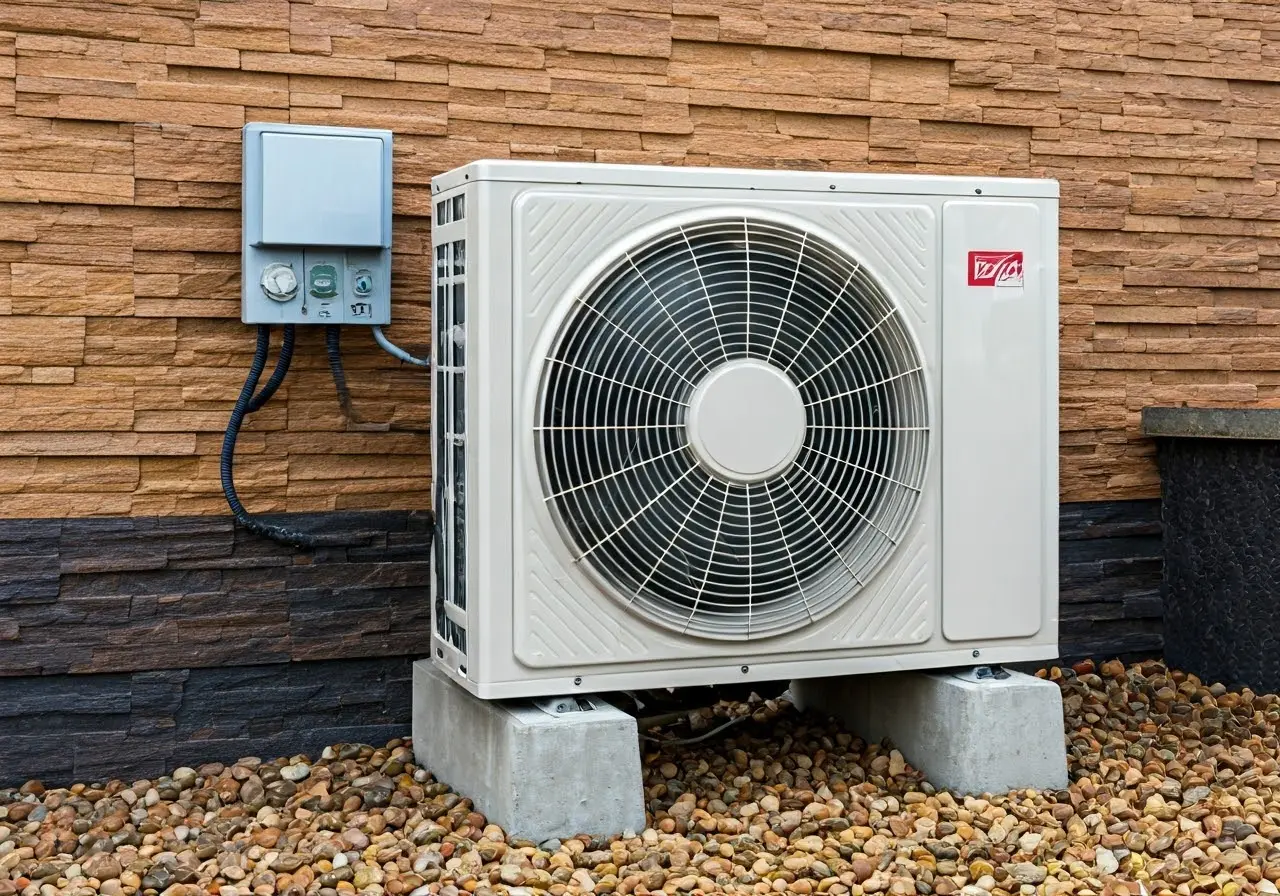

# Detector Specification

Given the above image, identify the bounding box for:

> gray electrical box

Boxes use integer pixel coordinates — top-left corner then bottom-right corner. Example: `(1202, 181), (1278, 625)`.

(241, 122), (393, 325)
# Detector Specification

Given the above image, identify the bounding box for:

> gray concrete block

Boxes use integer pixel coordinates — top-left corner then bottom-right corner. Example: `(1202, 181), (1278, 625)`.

(790, 667), (1068, 795)
(412, 661), (646, 841)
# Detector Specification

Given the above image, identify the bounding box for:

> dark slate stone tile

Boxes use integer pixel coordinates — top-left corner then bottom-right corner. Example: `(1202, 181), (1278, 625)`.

(73, 733), (174, 783)
(1122, 590), (1164, 619)
(0, 657), (415, 787)
(1059, 534), (1163, 565)
(0, 673), (133, 717)
(1060, 601), (1126, 623)
(0, 553), (60, 604)
(285, 561), (429, 591)
(0, 735), (75, 784)
(1059, 499), (1162, 540)
(59, 569), (223, 600)
(0, 510), (432, 677)
(0, 518), (62, 545)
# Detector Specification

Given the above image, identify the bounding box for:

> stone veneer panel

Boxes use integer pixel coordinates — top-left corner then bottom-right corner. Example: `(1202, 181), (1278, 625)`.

(0, 510), (431, 676)
(0, 657), (413, 787)
(1, 4), (1279, 509)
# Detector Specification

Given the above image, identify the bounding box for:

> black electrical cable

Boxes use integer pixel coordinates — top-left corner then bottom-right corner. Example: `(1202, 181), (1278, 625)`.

(221, 325), (376, 550)
(325, 324), (351, 413)
(246, 324), (295, 413)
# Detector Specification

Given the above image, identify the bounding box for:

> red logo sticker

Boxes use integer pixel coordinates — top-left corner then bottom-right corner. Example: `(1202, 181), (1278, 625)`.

(968, 251), (1024, 287)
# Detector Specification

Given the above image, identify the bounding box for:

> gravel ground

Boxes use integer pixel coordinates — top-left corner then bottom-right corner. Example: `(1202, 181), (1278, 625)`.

(3, 659), (1278, 896)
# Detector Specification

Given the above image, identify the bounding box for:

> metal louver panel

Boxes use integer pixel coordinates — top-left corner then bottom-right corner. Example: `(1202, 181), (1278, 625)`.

(535, 215), (930, 641)
(433, 193), (468, 655)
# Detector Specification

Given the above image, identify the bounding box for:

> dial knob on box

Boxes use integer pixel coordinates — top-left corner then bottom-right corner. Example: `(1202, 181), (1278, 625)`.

(261, 263), (299, 302)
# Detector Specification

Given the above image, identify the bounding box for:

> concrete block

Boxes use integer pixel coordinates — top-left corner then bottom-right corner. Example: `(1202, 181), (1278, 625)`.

(790, 666), (1068, 795)
(411, 661), (646, 841)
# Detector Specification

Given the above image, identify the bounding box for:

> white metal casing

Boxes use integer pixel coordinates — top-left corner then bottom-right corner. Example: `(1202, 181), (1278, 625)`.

(430, 160), (1059, 700)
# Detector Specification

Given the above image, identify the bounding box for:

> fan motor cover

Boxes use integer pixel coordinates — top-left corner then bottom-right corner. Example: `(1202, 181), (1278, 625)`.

(534, 215), (930, 640)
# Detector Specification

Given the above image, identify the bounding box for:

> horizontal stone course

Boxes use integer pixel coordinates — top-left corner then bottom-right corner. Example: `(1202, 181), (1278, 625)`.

(0, 656), (413, 787)
(0, 510), (431, 677)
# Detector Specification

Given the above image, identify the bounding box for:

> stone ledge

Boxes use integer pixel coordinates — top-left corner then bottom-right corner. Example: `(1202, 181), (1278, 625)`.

(1141, 407), (1280, 441)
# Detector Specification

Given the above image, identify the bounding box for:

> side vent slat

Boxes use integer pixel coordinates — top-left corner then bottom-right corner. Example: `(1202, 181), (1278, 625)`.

(434, 193), (468, 657)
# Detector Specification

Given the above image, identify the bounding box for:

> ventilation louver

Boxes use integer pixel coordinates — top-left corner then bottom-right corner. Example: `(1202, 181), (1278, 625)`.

(535, 217), (930, 640)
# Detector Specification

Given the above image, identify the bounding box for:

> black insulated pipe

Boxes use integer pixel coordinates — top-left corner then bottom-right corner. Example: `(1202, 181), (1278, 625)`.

(221, 324), (375, 549)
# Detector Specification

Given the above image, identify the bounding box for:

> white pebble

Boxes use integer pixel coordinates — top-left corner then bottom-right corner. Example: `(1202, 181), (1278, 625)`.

(281, 763), (310, 782)
(174, 826), (190, 842)
(144, 788), (160, 807)
(1096, 848), (1119, 875)
(333, 852), (349, 868)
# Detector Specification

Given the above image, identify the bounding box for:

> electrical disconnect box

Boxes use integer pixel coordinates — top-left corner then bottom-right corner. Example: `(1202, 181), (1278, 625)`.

(241, 122), (393, 325)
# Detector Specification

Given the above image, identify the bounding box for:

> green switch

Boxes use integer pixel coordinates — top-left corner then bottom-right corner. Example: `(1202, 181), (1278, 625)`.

(308, 263), (338, 299)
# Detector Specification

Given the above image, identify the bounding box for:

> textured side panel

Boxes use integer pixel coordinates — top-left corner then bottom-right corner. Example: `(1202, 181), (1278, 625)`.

(515, 526), (651, 668)
(831, 206), (934, 328)
(518, 193), (657, 319)
(830, 519), (932, 646)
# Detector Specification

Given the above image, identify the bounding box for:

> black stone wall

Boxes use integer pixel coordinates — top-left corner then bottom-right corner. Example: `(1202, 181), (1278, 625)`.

(0, 501), (1162, 788)
(0, 657), (412, 786)
(1057, 498), (1164, 663)
(0, 511), (431, 677)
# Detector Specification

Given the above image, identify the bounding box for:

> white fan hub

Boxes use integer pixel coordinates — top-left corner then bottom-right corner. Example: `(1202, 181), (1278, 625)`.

(686, 359), (806, 483)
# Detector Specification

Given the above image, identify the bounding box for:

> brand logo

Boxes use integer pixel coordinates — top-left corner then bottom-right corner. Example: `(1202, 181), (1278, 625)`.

(968, 251), (1024, 287)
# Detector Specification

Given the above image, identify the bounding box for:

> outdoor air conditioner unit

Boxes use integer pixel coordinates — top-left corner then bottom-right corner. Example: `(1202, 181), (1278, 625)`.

(429, 161), (1059, 700)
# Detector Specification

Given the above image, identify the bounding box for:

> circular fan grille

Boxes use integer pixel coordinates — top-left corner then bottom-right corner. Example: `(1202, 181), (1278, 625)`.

(535, 215), (930, 640)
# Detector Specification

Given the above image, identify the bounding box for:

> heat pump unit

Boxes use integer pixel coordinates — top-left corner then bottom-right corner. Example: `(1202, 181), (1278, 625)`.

(430, 161), (1059, 700)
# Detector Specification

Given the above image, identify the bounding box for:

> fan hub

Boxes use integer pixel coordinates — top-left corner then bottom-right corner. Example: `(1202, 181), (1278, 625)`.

(686, 360), (806, 483)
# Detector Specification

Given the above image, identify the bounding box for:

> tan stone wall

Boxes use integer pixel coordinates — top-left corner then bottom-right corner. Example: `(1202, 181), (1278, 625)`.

(1, 0), (1277, 514)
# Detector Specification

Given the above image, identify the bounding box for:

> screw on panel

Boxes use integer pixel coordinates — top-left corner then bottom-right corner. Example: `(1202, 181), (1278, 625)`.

(741, 665), (749, 674)
(573, 676), (582, 686)
(972, 650), (981, 658)
(975, 188), (983, 195)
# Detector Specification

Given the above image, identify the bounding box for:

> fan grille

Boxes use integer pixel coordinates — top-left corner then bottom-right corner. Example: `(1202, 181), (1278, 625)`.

(535, 215), (929, 640)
